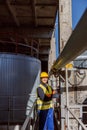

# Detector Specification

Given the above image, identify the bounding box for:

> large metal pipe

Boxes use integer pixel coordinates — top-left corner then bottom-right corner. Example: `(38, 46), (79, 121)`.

(51, 9), (87, 73)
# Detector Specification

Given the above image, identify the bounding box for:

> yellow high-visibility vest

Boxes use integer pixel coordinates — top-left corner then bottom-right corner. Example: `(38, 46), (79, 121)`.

(37, 84), (53, 110)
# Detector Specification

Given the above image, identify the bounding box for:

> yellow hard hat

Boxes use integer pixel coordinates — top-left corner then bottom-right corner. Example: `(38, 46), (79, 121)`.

(40, 72), (49, 78)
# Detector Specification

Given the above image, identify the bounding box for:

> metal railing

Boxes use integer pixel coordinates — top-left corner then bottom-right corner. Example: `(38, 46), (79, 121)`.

(0, 40), (39, 58)
(21, 69), (40, 130)
(21, 100), (37, 130)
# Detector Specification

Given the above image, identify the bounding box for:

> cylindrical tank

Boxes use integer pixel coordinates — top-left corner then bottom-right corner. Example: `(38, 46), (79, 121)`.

(0, 53), (41, 124)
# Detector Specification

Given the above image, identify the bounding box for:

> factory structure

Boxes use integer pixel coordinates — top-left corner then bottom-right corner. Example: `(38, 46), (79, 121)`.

(0, 0), (87, 130)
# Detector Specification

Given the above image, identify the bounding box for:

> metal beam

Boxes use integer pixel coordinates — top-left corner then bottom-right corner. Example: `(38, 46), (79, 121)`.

(39, 52), (49, 55)
(51, 9), (87, 73)
(37, 16), (54, 19)
(35, 3), (57, 6)
(30, 0), (37, 26)
(40, 58), (48, 61)
(24, 38), (29, 44)
(0, 27), (52, 39)
(21, 101), (36, 130)
(6, 0), (20, 27)
(39, 44), (50, 46)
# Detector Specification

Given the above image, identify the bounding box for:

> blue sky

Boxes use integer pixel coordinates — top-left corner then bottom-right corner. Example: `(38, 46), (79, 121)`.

(72, 0), (87, 29)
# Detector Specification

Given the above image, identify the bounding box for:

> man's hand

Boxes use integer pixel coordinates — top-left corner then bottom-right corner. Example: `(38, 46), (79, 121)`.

(46, 94), (51, 97)
(52, 90), (56, 95)
(46, 90), (57, 97)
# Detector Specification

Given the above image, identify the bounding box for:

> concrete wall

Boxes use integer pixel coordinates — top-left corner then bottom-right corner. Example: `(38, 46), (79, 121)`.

(48, 32), (56, 72)
(58, 1), (73, 128)
(59, 0), (72, 52)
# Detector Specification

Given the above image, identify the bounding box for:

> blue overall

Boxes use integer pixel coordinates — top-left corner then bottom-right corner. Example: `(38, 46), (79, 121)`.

(38, 108), (54, 130)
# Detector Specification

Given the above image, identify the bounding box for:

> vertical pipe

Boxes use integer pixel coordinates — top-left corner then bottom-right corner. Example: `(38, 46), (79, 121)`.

(79, 106), (82, 130)
(59, 76), (63, 130)
(15, 42), (18, 54)
(74, 71), (77, 103)
(60, 81), (64, 130)
(31, 40), (33, 57)
(65, 68), (70, 130)
(37, 40), (40, 58)
(65, 69), (69, 106)
(14, 125), (20, 130)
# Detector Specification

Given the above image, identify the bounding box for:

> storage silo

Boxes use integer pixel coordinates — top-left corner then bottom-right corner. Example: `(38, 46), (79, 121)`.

(0, 42), (41, 124)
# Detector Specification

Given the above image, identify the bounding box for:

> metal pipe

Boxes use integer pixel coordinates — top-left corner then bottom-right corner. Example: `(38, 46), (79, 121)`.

(65, 69), (70, 130)
(14, 125), (20, 130)
(0, 40), (38, 53)
(50, 9), (87, 73)
(65, 69), (69, 107)
(21, 100), (36, 130)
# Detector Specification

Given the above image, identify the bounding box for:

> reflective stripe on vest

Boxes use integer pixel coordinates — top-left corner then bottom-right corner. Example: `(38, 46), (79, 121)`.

(37, 84), (53, 110)
(39, 84), (52, 95)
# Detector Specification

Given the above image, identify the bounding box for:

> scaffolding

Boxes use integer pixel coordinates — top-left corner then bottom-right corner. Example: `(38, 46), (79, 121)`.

(50, 9), (87, 130)
(60, 68), (87, 130)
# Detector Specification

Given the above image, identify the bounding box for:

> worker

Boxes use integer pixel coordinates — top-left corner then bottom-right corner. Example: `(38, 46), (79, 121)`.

(37, 72), (56, 130)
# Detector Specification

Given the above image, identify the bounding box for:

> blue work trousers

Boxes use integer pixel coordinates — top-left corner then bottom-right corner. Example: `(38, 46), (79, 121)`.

(38, 108), (54, 130)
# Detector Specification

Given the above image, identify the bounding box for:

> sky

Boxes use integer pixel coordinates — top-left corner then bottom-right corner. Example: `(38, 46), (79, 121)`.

(72, 0), (87, 29)
(55, 0), (87, 58)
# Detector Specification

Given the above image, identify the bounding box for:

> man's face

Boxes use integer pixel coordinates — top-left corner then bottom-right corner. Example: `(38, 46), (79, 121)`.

(41, 77), (48, 84)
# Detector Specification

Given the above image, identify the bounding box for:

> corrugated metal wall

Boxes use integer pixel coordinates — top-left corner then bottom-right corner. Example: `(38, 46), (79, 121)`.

(0, 53), (41, 124)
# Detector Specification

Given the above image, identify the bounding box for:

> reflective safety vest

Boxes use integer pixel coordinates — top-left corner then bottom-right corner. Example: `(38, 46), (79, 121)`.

(37, 84), (53, 110)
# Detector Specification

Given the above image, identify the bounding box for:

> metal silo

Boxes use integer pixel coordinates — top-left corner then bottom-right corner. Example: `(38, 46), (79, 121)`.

(0, 53), (41, 124)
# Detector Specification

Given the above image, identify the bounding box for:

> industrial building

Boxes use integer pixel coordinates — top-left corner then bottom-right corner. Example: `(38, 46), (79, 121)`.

(0, 0), (87, 130)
